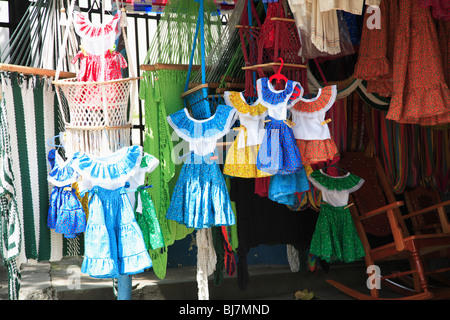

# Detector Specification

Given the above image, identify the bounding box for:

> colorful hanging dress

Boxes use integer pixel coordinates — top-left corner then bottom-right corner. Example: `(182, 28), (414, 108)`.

(223, 91), (271, 178)
(71, 145), (159, 279)
(354, 0), (450, 126)
(166, 104), (237, 229)
(72, 11), (127, 82)
(290, 85), (339, 166)
(256, 77), (303, 175)
(308, 169), (365, 263)
(47, 149), (86, 239)
(255, 77), (310, 206)
(134, 186), (165, 252)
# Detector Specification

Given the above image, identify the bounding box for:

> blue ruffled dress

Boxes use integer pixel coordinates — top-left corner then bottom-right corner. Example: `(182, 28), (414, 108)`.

(47, 149), (86, 238)
(166, 104), (237, 229)
(255, 78), (310, 205)
(71, 145), (159, 279)
(256, 78), (303, 175)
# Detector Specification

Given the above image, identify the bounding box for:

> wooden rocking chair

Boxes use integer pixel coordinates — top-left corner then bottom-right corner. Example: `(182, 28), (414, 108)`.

(325, 152), (450, 300)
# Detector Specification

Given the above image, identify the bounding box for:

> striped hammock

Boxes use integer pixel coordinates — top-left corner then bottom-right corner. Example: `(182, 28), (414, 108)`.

(1, 71), (83, 266)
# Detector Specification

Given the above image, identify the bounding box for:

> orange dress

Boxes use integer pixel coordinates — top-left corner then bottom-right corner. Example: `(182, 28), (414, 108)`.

(290, 85), (339, 166)
(354, 0), (450, 126)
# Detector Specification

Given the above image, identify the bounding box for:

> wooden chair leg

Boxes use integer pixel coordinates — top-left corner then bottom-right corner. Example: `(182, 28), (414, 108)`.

(409, 256), (422, 292)
(410, 246), (429, 293)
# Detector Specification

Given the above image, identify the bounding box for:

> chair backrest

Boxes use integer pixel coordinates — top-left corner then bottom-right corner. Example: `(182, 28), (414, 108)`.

(404, 186), (442, 234)
(337, 152), (395, 237)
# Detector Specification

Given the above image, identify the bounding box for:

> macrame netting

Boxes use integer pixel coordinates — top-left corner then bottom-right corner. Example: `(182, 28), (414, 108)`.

(54, 1), (137, 158)
(256, 1), (307, 89)
(189, 0), (246, 91)
(196, 228), (217, 300)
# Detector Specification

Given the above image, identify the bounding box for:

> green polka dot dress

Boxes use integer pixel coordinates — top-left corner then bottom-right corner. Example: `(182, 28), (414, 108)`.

(308, 169), (366, 263)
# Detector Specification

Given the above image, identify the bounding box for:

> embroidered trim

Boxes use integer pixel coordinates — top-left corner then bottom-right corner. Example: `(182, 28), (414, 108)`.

(257, 78), (297, 107)
(224, 91), (267, 118)
(166, 104), (237, 143)
(71, 145), (144, 185)
(47, 150), (79, 187)
(291, 85), (337, 117)
(308, 169), (364, 192)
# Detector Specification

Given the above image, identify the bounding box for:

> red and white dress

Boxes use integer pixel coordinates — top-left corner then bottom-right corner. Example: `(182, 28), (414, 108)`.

(290, 85), (339, 166)
(71, 11), (127, 82)
(71, 49), (127, 82)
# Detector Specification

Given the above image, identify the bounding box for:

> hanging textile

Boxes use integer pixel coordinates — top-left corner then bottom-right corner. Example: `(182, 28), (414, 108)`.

(140, 0), (224, 280)
(354, 0), (450, 126)
(196, 228), (217, 300)
(0, 72), (75, 263)
(140, 70), (194, 280)
(0, 89), (21, 300)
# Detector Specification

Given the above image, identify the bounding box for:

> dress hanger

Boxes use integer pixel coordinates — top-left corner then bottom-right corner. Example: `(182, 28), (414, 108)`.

(47, 134), (64, 148)
(269, 58), (288, 85)
(321, 163), (349, 175)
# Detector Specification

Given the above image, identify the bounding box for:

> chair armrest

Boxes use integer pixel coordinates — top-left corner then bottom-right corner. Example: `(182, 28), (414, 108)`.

(402, 200), (450, 233)
(402, 200), (450, 220)
(359, 201), (405, 221)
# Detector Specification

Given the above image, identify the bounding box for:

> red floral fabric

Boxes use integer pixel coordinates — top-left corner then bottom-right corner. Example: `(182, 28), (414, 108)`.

(418, 0), (450, 21)
(72, 50), (127, 82)
(354, 0), (450, 126)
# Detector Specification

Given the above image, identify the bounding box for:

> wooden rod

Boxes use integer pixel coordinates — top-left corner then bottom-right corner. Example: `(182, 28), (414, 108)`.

(189, 82), (220, 89)
(0, 63), (76, 79)
(140, 63), (201, 71)
(242, 62), (307, 71)
(65, 124), (133, 130)
(53, 76), (141, 86)
(270, 17), (296, 23)
(235, 25), (261, 30)
(180, 83), (209, 98)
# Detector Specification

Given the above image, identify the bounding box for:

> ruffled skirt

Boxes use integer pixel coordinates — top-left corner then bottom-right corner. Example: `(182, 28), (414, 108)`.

(48, 186), (86, 239)
(268, 169), (310, 206)
(166, 152), (235, 229)
(81, 186), (152, 279)
(296, 139), (339, 166)
(309, 203), (365, 263)
(223, 128), (272, 178)
(257, 117), (303, 175)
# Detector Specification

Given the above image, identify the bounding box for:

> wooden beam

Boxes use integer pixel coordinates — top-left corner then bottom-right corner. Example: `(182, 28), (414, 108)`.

(242, 62), (307, 71)
(180, 83), (209, 98)
(270, 17), (296, 23)
(188, 82), (220, 89)
(235, 25), (261, 30)
(140, 63), (201, 71)
(0, 63), (76, 78)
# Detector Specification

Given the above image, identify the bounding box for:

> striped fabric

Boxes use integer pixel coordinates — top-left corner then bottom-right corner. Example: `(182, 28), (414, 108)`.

(0, 86), (21, 300)
(1, 71), (83, 265)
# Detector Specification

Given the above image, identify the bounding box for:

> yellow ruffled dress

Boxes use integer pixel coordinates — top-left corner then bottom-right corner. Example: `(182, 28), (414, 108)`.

(223, 91), (272, 178)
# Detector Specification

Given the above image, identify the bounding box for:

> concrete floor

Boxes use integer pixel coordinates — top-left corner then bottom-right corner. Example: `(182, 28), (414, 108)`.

(0, 255), (420, 301)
